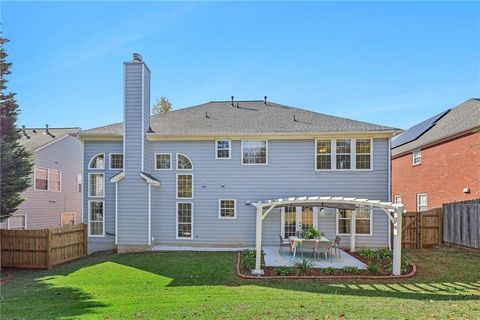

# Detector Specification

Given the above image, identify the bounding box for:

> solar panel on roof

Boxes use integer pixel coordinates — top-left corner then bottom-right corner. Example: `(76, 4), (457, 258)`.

(392, 109), (450, 148)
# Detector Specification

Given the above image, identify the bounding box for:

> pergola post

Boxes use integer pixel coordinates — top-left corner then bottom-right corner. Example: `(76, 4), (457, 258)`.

(392, 206), (403, 276)
(252, 204), (264, 275)
(350, 210), (356, 252)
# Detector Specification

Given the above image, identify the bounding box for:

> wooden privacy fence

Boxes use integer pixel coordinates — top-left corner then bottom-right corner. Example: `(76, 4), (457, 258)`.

(443, 199), (480, 250)
(401, 208), (443, 249)
(1, 224), (87, 269)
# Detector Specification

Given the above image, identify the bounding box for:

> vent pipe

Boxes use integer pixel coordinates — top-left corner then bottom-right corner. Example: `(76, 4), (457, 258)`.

(264, 96), (267, 105)
(231, 96), (234, 107)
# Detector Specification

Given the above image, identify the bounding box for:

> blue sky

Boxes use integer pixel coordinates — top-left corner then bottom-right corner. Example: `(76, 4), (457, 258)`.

(2, 1), (479, 130)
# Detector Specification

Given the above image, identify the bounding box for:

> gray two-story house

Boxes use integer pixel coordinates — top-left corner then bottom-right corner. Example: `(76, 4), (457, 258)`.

(79, 54), (398, 253)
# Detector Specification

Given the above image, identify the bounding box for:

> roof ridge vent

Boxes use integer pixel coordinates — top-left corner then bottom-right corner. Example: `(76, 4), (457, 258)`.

(21, 125), (30, 139)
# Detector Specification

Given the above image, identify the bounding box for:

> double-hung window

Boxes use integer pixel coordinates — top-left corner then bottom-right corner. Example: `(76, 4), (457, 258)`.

(8, 215), (26, 230)
(34, 167), (61, 192)
(394, 195), (402, 205)
(242, 140), (267, 165)
(177, 202), (193, 239)
(337, 208), (371, 235)
(89, 173), (105, 197)
(215, 140), (231, 159)
(316, 140), (332, 170)
(417, 194), (427, 212)
(412, 149), (422, 166)
(35, 167), (48, 190)
(77, 173), (82, 193)
(219, 199), (236, 219)
(356, 139), (371, 169)
(49, 169), (61, 192)
(110, 153), (124, 170)
(336, 139), (351, 169)
(89, 201), (105, 236)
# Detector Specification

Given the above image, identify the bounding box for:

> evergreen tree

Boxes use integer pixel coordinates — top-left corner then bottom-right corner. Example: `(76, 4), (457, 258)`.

(0, 37), (33, 221)
(152, 96), (172, 115)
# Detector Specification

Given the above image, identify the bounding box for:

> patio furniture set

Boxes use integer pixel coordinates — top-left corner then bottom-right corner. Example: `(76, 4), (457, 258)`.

(279, 232), (342, 261)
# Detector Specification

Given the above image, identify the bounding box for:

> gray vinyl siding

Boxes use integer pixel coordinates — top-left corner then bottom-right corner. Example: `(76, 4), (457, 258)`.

(83, 141), (122, 252)
(86, 138), (390, 252)
(9, 135), (82, 229)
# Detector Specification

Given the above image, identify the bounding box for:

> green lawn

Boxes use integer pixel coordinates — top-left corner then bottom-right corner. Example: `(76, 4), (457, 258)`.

(1, 247), (479, 319)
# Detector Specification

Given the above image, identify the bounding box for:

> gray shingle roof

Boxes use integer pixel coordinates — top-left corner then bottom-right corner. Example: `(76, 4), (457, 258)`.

(19, 127), (80, 152)
(392, 98), (480, 156)
(81, 100), (396, 136)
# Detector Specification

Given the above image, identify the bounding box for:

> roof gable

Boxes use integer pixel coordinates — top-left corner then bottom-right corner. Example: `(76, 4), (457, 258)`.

(19, 128), (80, 152)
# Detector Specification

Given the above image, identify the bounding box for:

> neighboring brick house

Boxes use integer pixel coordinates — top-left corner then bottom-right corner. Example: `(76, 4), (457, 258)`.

(391, 99), (480, 211)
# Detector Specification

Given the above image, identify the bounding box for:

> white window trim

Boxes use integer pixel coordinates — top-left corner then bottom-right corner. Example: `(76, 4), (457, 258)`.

(218, 199), (237, 219)
(412, 149), (422, 166)
(176, 201), (194, 240)
(176, 173), (194, 200)
(280, 207), (319, 238)
(109, 153), (124, 170)
(7, 214), (27, 230)
(314, 138), (373, 172)
(88, 172), (105, 198)
(416, 193), (428, 212)
(241, 139), (269, 165)
(176, 153), (193, 170)
(60, 212), (76, 226)
(88, 200), (105, 237)
(335, 208), (373, 236)
(33, 166), (49, 191)
(394, 195), (402, 204)
(215, 139), (231, 160)
(77, 173), (82, 194)
(88, 153), (105, 170)
(154, 153), (172, 170)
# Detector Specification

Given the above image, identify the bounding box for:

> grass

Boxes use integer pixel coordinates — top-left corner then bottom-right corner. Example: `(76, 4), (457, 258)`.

(1, 247), (479, 319)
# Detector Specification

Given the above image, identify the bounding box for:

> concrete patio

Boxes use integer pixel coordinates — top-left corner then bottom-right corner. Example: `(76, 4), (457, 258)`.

(263, 245), (367, 269)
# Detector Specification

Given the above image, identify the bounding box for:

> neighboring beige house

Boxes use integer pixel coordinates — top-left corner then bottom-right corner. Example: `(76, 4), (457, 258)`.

(1, 126), (83, 230)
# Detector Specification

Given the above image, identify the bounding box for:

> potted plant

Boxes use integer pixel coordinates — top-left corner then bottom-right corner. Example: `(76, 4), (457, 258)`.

(303, 227), (320, 239)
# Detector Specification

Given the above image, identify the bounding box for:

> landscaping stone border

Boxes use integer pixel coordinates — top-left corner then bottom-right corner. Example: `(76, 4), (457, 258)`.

(235, 252), (417, 280)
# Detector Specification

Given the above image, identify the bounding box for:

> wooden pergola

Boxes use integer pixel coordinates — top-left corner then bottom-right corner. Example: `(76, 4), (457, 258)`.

(252, 196), (405, 276)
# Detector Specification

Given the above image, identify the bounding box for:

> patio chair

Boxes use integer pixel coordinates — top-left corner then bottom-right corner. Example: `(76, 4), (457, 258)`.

(300, 239), (317, 258)
(333, 236), (341, 257)
(295, 230), (304, 239)
(317, 241), (333, 262)
(278, 235), (290, 254)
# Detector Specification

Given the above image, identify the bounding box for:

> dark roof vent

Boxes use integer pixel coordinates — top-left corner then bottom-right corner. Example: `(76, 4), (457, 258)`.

(293, 115), (298, 122)
(264, 96), (267, 105)
(205, 111), (210, 119)
(231, 96), (234, 107)
(132, 53), (143, 62)
(21, 125), (30, 139)
(45, 124), (55, 138)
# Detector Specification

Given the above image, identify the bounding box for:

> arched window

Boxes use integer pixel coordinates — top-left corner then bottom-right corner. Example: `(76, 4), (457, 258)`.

(176, 154), (193, 170)
(89, 153), (105, 170)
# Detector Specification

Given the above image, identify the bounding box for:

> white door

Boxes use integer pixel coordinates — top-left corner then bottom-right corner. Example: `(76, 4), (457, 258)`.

(281, 206), (318, 237)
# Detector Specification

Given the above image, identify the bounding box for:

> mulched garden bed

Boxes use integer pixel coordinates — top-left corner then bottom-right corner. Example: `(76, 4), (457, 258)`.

(236, 249), (416, 280)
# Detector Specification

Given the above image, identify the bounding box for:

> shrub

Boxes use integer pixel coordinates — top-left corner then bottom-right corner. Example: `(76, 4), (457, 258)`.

(303, 227), (320, 239)
(358, 248), (376, 260)
(322, 267), (338, 275)
(294, 259), (313, 275)
(375, 248), (392, 260)
(367, 263), (380, 274)
(343, 266), (360, 274)
(384, 256), (411, 274)
(240, 249), (258, 271)
(275, 266), (291, 276)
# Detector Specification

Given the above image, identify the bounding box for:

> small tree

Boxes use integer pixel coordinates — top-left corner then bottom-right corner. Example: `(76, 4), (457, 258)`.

(0, 37), (33, 221)
(152, 97), (172, 115)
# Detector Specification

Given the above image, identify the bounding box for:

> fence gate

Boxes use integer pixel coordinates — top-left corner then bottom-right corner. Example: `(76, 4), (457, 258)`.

(395, 208), (443, 249)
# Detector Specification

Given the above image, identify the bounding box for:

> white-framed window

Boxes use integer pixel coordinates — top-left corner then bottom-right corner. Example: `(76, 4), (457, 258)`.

(241, 140), (268, 165)
(417, 193), (428, 212)
(77, 173), (82, 193)
(394, 195), (402, 205)
(88, 173), (105, 197)
(218, 199), (236, 219)
(177, 153), (193, 170)
(336, 139), (351, 169)
(215, 140), (231, 159)
(412, 149), (422, 166)
(61, 212), (76, 226)
(109, 153), (124, 170)
(155, 153), (172, 170)
(176, 174), (193, 199)
(176, 202), (193, 239)
(316, 139), (332, 170)
(315, 138), (372, 171)
(8, 215), (26, 230)
(89, 153), (105, 170)
(337, 208), (372, 235)
(34, 167), (48, 190)
(88, 201), (105, 237)
(49, 169), (61, 192)
(355, 139), (371, 170)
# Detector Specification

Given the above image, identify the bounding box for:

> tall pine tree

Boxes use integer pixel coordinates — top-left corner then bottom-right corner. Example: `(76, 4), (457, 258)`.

(0, 37), (33, 221)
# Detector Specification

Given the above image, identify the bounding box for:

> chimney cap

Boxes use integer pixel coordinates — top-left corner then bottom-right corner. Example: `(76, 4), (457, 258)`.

(132, 53), (143, 62)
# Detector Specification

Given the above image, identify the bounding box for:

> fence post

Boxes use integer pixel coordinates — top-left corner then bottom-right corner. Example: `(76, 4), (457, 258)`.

(46, 228), (52, 269)
(83, 223), (88, 256)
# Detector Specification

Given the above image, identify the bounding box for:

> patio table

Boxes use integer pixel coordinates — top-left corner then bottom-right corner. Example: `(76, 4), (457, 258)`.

(289, 236), (330, 257)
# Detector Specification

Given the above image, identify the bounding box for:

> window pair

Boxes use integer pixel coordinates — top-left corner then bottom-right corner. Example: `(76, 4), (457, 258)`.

(34, 167), (61, 192)
(155, 153), (192, 170)
(89, 153), (123, 170)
